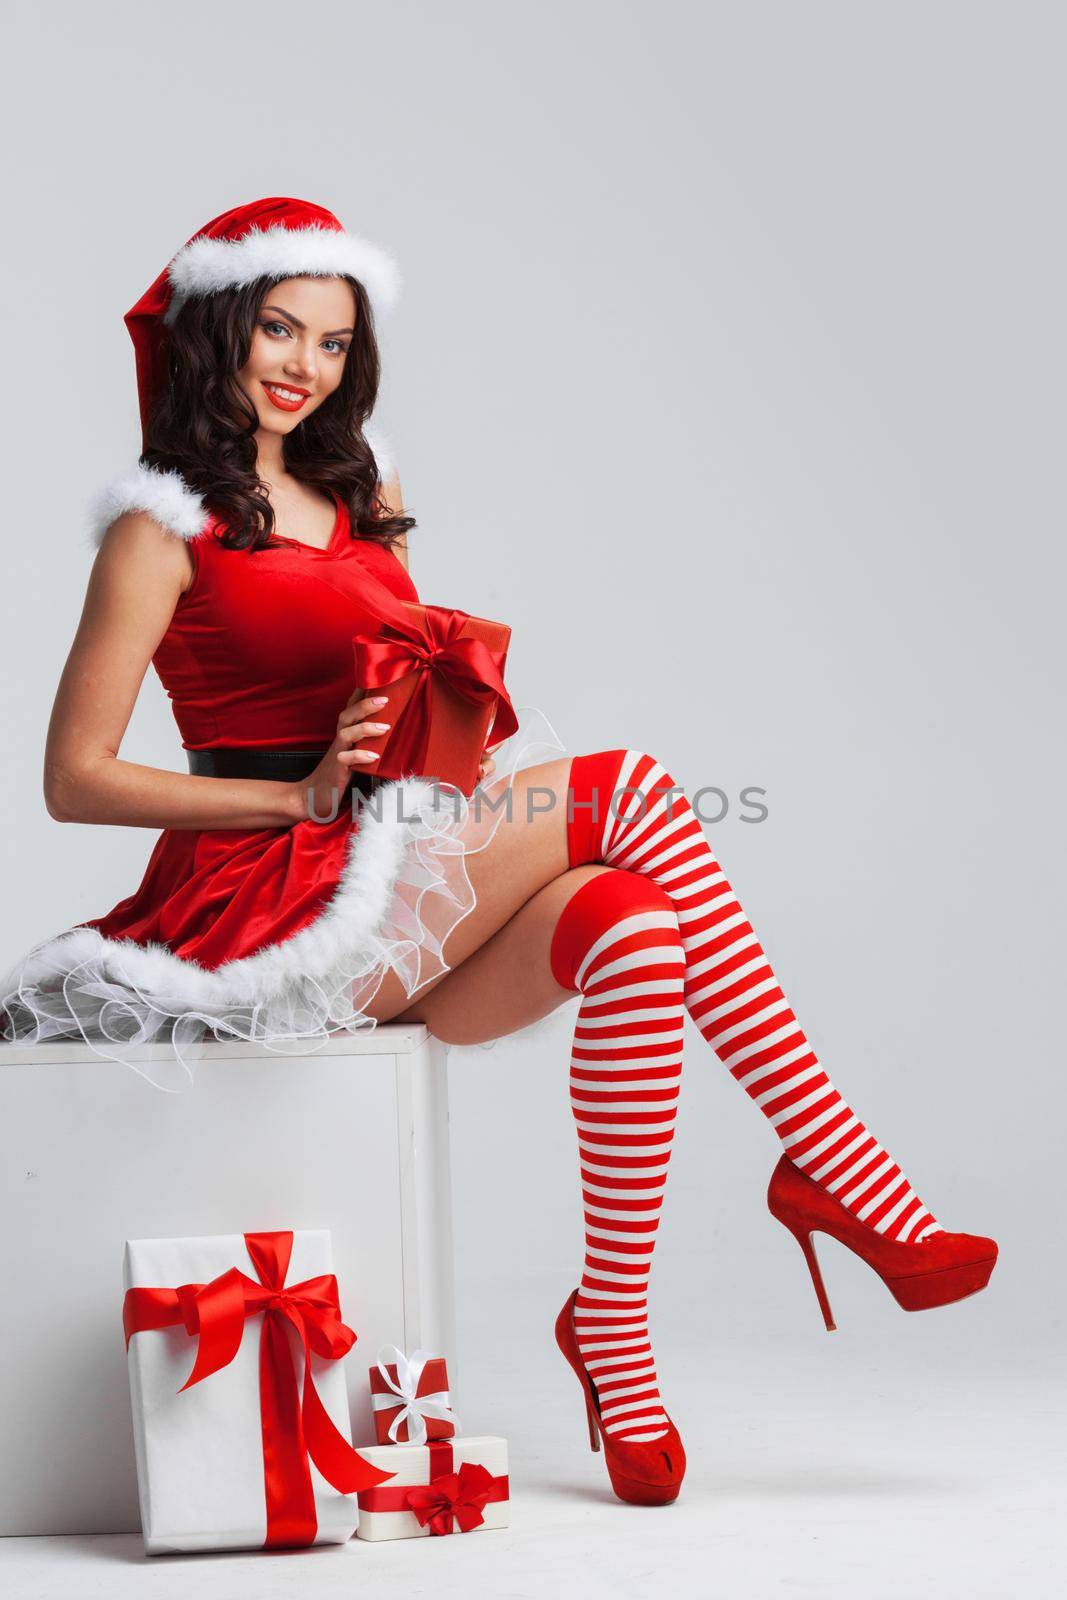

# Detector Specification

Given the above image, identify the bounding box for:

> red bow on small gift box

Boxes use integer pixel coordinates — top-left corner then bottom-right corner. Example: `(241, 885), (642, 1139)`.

(355, 1438), (509, 1539)
(122, 1230), (394, 1549)
(352, 602), (519, 795)
(405, 1461), (497, 1536)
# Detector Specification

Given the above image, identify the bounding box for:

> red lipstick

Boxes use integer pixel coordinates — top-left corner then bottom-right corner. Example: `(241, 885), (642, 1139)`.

(261, 381), (311, 413)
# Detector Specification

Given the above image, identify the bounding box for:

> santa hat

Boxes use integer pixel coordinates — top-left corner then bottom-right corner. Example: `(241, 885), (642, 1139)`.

(124, 196), (401, 448)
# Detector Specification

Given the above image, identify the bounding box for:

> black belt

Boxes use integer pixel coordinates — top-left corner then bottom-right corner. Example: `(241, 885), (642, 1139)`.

(187, 745), (381, 795)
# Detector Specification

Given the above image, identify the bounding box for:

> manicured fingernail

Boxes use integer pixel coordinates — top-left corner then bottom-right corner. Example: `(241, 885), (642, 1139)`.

(372, 696), (389, 704)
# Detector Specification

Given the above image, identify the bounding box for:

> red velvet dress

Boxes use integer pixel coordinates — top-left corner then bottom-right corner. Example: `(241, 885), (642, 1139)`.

(0, 486), (563, 1088)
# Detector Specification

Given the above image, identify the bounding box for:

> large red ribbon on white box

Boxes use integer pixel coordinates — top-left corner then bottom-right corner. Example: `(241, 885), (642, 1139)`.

(122, 1229), (395, 1548)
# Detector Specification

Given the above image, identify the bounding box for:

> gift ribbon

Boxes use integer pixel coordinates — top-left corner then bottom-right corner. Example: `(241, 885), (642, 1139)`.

(122, 1230), (396, 1549)
(406, 1462), (498, 1535)
(371, 1343), (461, 1446)
(358, 1439), (509, 1535)
(351, 604), (518, 779)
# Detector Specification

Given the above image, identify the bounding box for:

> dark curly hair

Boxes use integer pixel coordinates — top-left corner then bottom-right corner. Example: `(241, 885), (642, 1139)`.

(140, 273), (414, 554)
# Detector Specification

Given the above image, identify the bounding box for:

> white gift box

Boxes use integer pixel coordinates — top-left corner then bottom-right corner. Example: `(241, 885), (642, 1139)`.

(1, 1027), (458, 1540)
(354, 1435), (509, 1541)
(123, 1229), (372, 1555)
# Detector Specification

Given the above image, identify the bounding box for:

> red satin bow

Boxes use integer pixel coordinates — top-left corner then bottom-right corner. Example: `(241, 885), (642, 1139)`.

(351, 604), (518, 777)
(122, 1230), (395, 1548)
(404, 1461), (496, 1535)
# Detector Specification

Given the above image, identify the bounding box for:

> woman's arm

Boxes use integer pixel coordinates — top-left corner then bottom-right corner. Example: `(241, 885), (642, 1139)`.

(43, 515), (305, 830)
(380, 471), (409, 572)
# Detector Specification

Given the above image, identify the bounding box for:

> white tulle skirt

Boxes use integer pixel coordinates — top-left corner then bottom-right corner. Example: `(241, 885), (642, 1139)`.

(0, 706), (571, 1091)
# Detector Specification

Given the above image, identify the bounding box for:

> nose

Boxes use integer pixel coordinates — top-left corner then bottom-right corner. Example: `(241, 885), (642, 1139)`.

(284, 337), (318, 385)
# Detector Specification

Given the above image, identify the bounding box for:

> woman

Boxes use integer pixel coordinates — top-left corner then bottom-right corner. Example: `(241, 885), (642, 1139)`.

(0, 197), (998, 1509)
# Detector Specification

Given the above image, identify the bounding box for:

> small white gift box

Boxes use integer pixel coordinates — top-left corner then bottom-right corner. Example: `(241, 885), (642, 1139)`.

(354, 1435), (509, 1541)
(122, 1229), (396, 1555)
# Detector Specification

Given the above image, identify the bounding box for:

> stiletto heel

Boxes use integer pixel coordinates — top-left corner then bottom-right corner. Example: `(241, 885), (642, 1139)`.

(585, 1393), (601, 1453)
(554, 1289), (685, 1505)
(788, 1225), (837, 1333)
(768, 1155), (998, 1329)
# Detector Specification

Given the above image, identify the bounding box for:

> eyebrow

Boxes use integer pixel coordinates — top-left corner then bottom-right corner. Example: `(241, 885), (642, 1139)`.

(262, 304), (355, 337)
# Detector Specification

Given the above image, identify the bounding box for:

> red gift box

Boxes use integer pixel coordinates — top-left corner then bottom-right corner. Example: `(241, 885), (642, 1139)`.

(369, 1345), (458, 1445)
(351, 602), (518, 796)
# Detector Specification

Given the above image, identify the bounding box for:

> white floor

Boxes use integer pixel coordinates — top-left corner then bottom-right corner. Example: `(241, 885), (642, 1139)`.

(6, 1018), (1063, 1600)
(4, 1330), (1061, 1600)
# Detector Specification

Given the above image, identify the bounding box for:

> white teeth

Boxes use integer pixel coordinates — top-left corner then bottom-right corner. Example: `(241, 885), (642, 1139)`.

(265, 384), (306, 402)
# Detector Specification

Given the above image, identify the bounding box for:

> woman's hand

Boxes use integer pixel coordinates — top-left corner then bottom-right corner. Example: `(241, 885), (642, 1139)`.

(294, 701), (506, 820)
(296, 687), (391, 820)
(477, 738), (505, 786)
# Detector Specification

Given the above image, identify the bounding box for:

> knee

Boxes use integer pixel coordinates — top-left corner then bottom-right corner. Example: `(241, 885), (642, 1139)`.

(571, 747), (672, 787)
(549, 866), (681, 992)
(567, 748), (682, 865)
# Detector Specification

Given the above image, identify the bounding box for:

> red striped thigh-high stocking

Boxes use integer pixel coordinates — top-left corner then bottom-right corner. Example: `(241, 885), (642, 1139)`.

(564, 749), (942, 1245)
(548, 867), (687, 1444)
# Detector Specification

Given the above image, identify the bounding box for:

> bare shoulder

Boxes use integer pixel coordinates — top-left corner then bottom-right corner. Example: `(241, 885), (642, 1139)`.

(88, 462), (210, 598)
(54, 508), (196, 745)
(94, 509), (197, 597)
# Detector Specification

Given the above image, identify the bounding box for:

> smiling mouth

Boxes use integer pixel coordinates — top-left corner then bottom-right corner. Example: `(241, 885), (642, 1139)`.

(261, 381), (311, 412)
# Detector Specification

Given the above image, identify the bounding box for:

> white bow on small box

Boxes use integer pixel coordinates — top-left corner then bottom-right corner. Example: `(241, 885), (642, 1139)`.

(369, 1344), (461, 1447)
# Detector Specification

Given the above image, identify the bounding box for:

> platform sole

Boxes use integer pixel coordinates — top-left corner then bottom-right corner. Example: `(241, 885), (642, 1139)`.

(886, 1255), (997, 1312)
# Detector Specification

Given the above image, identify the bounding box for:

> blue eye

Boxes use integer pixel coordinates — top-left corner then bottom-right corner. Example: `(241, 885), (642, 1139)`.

(262, 320), (290, 337)
(322, 339), (347, 355)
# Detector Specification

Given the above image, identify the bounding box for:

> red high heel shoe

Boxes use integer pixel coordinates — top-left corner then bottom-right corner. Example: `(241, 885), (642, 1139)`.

(768, 1155), (998, 1331)
(554, 1289), (685, 1506)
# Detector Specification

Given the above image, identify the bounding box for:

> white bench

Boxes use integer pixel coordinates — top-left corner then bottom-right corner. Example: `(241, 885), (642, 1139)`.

(0, 1024), (456, 1536)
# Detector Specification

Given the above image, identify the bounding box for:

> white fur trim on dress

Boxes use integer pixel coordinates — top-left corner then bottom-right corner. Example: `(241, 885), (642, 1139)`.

(15, 776), (430, 1010)
(163, 224), (401, 325)
(0, 774), (436, 1089)
(88, 435), (397, 551)
(0, 705), (570, 1090)
(88, 463), (209, 548)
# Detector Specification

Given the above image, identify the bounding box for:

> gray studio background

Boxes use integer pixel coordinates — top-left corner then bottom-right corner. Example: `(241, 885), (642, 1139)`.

(1, 2), (1063, 1593)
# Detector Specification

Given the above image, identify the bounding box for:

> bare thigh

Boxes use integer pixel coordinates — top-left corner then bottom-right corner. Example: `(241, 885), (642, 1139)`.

(360, 755), (597, 1029)
(396, 863), (614, 1042)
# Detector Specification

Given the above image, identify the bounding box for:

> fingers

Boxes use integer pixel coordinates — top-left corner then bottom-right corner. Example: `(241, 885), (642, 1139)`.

(339, 717), (391, 741)
(336, 714), (391, 764)
(337, 695), (389, 747)
(338, 697), (506, 777)
(342, 688), (390, 718)
(479, 736), (504, 777)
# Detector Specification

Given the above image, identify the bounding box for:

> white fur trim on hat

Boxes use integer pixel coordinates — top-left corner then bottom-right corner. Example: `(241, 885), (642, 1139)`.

(163, 223), (401, 325)
(88, 463), (209, 548)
